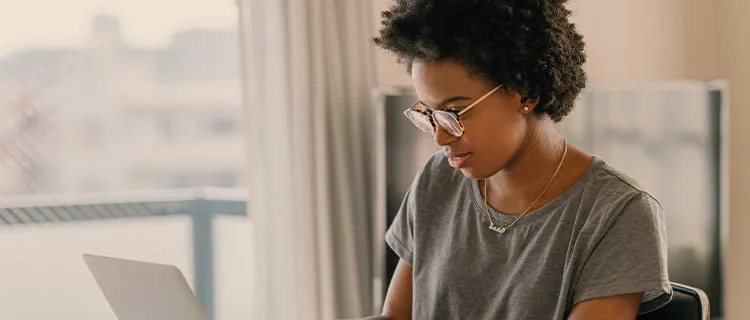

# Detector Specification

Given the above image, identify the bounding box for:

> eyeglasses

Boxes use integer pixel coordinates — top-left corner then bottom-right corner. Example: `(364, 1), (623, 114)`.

(403, 85), (503, 137)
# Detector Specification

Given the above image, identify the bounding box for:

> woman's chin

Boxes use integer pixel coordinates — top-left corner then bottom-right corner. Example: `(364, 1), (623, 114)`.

(458, 163), (502, 180)
(458, 167), (486, 180)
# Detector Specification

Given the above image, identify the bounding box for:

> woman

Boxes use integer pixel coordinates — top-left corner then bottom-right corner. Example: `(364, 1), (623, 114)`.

(369, 0), (672, 319)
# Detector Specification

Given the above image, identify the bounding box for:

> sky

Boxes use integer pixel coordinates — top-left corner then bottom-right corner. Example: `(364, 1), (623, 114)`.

(0, 0), (237, 58)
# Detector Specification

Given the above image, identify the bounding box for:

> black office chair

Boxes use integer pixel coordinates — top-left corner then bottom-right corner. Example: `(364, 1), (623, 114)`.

(636, 282), (710, 320)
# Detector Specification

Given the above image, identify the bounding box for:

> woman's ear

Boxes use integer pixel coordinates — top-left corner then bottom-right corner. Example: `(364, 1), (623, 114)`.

(520, 96), (540, 113)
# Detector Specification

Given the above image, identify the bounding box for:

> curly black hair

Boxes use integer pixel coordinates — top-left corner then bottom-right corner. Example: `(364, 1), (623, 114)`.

(373, 0), (586, 122)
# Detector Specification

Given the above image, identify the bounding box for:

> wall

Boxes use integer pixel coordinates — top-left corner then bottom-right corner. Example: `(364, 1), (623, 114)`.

(371, 0), (749, 318)
(715, 1), (750, 319)
(569, 0), (717, 84)
(371, 0), (411, 87)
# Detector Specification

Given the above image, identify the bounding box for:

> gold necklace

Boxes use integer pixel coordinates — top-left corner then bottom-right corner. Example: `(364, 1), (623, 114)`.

(484, 140), (568, 234)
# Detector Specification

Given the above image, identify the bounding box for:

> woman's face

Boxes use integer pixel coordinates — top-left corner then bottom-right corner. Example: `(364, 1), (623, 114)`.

(411, 60), (534, 179)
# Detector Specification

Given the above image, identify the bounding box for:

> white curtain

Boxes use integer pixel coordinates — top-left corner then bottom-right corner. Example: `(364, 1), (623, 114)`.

(238, 0), (377, 319)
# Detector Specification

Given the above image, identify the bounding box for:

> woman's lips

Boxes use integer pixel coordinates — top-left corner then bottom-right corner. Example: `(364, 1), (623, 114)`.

(447, 152), (472, 168)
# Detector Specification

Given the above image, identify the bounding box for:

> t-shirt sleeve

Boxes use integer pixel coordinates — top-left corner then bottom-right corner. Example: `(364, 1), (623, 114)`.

(385, 184), (416, 265)
(573, 192), (673, 314)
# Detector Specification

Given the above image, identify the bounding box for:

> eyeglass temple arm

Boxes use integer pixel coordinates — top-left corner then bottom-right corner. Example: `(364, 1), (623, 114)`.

(457, 85), (504, 116)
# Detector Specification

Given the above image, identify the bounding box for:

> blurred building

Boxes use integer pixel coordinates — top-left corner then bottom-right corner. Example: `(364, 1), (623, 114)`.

(0, 14), (245, 195)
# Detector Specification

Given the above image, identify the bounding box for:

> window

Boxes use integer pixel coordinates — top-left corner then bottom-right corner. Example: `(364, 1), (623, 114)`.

(167, 174), (193, 188)
(80, 120), (104, 148)
(0, 3), (250, 320)
(208, 115), (236, 135)
(211, 171), (237, 187)
(156, 114), (174, 139)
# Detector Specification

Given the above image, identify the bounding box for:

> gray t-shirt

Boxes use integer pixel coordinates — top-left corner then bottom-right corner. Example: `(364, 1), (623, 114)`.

(385, 153), (672, 319)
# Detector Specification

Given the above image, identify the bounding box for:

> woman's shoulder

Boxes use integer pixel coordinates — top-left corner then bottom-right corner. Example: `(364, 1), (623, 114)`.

(577, 156), (663, 224)
(587, 157), (660, 203)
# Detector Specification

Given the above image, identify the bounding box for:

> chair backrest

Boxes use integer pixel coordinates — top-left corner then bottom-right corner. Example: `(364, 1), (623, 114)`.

(636, 282), (710, 320)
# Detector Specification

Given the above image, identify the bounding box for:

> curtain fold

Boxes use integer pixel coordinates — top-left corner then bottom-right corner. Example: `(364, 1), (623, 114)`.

(238, 0), (377, 318)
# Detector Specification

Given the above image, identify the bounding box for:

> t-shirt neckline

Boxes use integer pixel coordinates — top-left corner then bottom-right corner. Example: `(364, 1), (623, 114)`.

(468, 155), (604, 228)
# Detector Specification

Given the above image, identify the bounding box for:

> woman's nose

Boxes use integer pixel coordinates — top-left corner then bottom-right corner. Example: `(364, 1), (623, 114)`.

(433, 125), (459, 146)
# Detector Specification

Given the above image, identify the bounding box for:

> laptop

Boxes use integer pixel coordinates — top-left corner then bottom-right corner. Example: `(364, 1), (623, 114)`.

(83, 254), (209, 320)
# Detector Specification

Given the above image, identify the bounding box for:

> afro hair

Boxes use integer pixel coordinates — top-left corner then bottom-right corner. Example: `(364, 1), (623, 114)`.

(374, 0), (587, 122)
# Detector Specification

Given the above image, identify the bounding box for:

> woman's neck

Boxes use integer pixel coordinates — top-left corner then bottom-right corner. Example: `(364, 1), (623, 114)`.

(484, 120), (571, 215)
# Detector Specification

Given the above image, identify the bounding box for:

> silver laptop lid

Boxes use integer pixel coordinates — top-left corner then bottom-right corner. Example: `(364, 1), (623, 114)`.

(83, 254), (208, 320)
